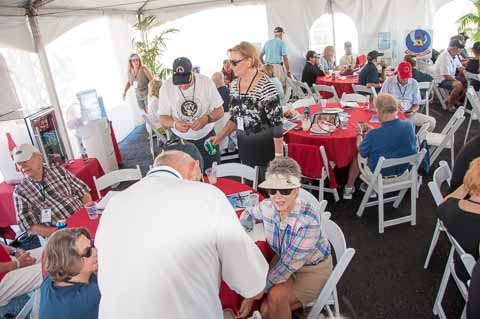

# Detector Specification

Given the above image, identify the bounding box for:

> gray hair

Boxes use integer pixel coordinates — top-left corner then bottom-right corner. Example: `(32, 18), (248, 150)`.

(153, 150), (193, 168)
(266, 157), (302, 179)
(375, 93), (398, 115)
(211, 72), (225, 86)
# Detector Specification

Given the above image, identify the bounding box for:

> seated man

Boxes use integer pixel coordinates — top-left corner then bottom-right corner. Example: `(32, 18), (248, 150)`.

(432, 38), (466, 112)
(40, 228), (100, 319)
(381, 61), (436, 131)
(13, 144), (92, 237)
(358, 50), (386, 92)
(0, 242), (42, 306)
(339, 41), (356, 67)
(343, 94), (417, 199)
(301, 50), (324, 87)
(466, 42), (480, 91)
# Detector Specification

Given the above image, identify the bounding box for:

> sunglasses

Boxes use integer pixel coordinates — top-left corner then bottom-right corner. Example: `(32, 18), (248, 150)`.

(266, 188), (294, 196)
(229, 58), (247, 67)
(80, 240), (95, 258)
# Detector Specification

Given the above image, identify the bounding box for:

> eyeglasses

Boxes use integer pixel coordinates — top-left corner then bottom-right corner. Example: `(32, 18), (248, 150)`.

(266, 188), (294, 196)
(229, 58), (247, 67)
(80, 240), (95, 258)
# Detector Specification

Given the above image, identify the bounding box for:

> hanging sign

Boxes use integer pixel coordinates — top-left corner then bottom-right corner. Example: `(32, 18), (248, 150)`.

(405, 29), (433, 58)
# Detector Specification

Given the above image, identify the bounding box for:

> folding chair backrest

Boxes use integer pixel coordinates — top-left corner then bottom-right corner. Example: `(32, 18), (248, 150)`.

(464, 71), (480, 89)
(439, 106), (465, 136)
(352, 84), (377, 98)
(93, 165), (142, 198)
(293, 80), (313, 97)
(291, 97), (316, 109)
(324, 216), (347, 259)
(285, 143), (327, 178)
(215, 163), (259, 190)
(416, 122), (430, 144)
(467, 86), (480, 118)
(142, 114), (167, 143)
(447, 232), (476, 277)
(312, 84), (340, 102)
(417, 81), (433, 103)
(288, 78), (307, 99)
(427, 160), (451, 206)
(285, 85), (293, 102)
(341, 93), (368, 104)
(299, 188), (327, 214)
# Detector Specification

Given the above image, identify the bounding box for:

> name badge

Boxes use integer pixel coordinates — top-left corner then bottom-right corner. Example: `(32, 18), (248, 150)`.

(41, 208), (52, 223)
(400, 101), (408, 112)
(133, 80), (138, 89)
(236, 117), (245, 131)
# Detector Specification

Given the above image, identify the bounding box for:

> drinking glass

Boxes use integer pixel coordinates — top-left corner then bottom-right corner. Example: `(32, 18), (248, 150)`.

(85, 202), (98, 220)
(205, 168), (217, 184)
(248, 193), (259, 207)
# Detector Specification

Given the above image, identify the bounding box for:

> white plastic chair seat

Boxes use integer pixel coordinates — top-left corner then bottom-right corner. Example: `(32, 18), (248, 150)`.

(93, 165), (142, 198)
(215, 163), (259, 190)
(426, 133), (452, 148)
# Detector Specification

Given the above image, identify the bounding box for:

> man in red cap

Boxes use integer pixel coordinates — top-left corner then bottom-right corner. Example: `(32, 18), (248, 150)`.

(381, 61), (436, 131)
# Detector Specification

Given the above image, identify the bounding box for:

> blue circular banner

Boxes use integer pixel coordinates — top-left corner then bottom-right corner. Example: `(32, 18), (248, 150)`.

(405, 29), (432, 54)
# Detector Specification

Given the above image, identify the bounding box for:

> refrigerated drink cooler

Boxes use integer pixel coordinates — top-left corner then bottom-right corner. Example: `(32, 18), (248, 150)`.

(0, 107), (68, 167)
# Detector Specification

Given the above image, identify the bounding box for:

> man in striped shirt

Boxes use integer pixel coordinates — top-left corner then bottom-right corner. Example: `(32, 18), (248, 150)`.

(12, 144), (91, 237)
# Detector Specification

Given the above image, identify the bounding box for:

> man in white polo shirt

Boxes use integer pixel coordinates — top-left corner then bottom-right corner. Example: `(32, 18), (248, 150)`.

(159, 57), (224, 170)
(432, 38), (466, 112)
(95, 150), (268, 319)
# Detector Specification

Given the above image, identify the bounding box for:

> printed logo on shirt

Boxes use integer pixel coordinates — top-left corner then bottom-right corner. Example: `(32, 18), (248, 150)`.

(176, 95), (203, 122)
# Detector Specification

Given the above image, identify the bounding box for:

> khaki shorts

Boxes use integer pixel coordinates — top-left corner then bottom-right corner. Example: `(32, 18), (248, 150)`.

(270, 254), (333, 306)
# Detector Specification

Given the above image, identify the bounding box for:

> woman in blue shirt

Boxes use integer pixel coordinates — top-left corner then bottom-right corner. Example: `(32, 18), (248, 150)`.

(40, 228), (100, 319)
(319, 46), (337, 72)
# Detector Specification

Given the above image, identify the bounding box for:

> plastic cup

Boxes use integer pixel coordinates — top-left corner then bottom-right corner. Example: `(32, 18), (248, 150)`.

(205, 168), (217, 184)
(85, 202), (98, 220)
(302, 118), (311, 131)
(248, 193), (259, 207)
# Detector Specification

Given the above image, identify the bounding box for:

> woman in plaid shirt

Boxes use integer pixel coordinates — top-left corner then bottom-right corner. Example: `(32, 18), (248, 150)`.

(240, 157), (332, 319)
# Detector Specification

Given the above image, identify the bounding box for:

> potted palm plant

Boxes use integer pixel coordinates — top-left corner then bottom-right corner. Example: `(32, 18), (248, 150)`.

(134, 16), (178, 80)
(457, 2), (480, 41)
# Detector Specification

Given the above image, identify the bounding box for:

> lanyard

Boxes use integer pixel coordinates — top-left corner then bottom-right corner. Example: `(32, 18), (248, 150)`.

(147, 168), (181, 179)
(238, 69), (259, 107)
(178, 77), (196, 103)
(396, 82), (408, 99)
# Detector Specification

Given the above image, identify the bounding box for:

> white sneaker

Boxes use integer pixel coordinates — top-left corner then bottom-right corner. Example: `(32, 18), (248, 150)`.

(343, 186), (355, 200)
(249, 311), (262, 319)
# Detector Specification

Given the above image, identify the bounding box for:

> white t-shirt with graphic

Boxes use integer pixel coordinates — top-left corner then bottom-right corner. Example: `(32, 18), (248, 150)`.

(158, 74), (224, 140)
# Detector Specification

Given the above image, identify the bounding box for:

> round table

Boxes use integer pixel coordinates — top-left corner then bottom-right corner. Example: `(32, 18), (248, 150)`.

(315, 75), (358, 98)
(284, 103), (406, 169)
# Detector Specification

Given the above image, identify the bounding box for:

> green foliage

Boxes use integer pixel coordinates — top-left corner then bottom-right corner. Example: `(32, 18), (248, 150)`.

(457, 1), (480, 41)
(133, 16), (178, 80)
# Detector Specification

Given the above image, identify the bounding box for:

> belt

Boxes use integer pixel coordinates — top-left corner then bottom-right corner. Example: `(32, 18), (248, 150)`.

(268, 62), (283, 66)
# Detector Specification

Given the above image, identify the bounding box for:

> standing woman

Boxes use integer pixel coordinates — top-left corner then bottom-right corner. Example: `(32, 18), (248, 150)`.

(211, 41), (284, 174)
(123, 53), (154, 111)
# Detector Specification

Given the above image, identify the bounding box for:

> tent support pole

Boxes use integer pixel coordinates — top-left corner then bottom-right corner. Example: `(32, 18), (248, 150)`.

(329, 0), (336, 54)
(27, 10), (74, 159)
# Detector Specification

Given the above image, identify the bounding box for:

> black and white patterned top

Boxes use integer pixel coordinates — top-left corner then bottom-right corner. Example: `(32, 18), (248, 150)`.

(229, 75), (283, 137)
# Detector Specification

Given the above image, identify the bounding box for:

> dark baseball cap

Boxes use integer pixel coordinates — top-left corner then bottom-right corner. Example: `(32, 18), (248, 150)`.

(274, 26), (284, 33)
(449, 38), (465, 49)
(172, 57), (193, 85)
(367, 50), (384, 61)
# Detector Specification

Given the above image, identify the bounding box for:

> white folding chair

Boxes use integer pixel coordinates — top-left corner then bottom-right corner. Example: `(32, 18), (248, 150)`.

(286, 77), (306, 99)
(464, 86), (480, 144)
(312, 84), (340, 102)
(426, 107), (465, 168)
(214, 163), (259, 190)
(306, 213), (356, 319)
(93, 165), (142, 199)
(291, 97), (316, 110)
(433, 232), (476, 319)
(285, 144), (340, 202)
(299, 188), (328, 214)
(418, 81), (433, 116)
(352, 84), (378, 101)
(340, 93), (368, 104)
(285, 85), (293, 102)
(424, 160), (451, 269)
(142, 114), (168, 160)
(356, 149), (426, 234)
(292, 79), (314, 98)
(432, 84), (449, 111)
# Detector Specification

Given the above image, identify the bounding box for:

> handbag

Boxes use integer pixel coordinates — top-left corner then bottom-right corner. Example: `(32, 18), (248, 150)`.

(417, 139), (430, 177)
(9, 232), (41, 251)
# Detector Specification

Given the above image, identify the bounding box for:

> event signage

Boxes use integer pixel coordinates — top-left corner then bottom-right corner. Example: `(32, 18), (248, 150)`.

(404, 29), (433, 58)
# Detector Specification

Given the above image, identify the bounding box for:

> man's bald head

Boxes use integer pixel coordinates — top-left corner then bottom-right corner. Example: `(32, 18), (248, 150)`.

(211, 72), (225, 88)
(153, 150), (200, 181)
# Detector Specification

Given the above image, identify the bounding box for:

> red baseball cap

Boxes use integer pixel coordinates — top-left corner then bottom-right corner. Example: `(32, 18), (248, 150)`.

(397, 61), (413, 79)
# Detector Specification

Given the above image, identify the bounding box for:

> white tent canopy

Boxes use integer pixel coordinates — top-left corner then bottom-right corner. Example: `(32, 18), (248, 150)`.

(0, 0), (464, 158)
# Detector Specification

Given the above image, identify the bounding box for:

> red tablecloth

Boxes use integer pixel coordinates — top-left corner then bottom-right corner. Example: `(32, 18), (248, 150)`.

(315, 75), (357, 98)
(0, 158), (105, 227)
(67, 208), (100, 238)
(284, 103), (406, 169)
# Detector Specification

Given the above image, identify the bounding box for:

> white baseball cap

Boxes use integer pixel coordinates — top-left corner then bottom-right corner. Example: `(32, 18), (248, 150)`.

(13, 144), (40, 163)
(258, 174), (301, 190)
